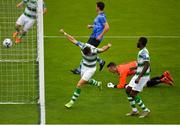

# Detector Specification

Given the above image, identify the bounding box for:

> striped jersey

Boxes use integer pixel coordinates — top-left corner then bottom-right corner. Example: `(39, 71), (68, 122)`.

(135, 47), (150, 77)
(23, 0), (46, 19)
(76, 41), (100, 68)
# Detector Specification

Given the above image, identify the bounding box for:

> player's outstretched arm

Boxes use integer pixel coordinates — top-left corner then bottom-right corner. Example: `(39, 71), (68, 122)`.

(87, 24), (94, 29)
(59, 29), (78, 45)
(16, 1), (24, 8)
(99, 43), (112, 53)
(43, 8), (47, 14)
(43, 2), (47, 14)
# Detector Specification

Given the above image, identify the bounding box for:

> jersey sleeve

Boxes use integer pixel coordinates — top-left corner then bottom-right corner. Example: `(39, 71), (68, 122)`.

(95, 48), (101, 53)
(117, 73), (127, 89)
(140, 51), (150, 62)
(75, 41), (85, 49)
(23, 0), (28, 3)
(43, 2), (46, 9)
(99, 15), (107, 24)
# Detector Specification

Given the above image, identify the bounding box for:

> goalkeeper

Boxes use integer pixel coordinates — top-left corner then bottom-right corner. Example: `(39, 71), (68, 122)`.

(107, 61), (174, 88)
(13, 0), (47, 43)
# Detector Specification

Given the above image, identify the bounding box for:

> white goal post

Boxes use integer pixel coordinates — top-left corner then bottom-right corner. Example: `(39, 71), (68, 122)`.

(37, 0), (46, 124)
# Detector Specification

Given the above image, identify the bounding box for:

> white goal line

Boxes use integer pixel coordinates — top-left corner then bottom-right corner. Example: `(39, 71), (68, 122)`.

(0, 59), (36, 63)
(44, 35), (180, 39)
(0, 102), (37, 104)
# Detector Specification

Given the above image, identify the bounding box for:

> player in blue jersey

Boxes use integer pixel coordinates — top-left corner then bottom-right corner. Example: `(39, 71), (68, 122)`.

(71, 1), (110, 74)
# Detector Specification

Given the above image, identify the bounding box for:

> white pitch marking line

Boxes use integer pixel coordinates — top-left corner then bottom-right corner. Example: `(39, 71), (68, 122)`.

(44, 35), (180, 39)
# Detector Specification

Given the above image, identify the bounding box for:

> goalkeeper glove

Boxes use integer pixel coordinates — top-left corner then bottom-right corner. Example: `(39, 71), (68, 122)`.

(107, 82), (115, 88)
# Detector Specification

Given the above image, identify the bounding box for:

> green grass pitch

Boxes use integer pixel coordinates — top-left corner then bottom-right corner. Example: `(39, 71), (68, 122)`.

(0, 0), (180, 124)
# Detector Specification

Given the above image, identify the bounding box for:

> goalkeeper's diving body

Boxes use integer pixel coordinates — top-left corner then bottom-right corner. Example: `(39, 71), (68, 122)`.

(13, 0), (47, 43)
(59, 29), (111, 108)
(107, 61), (174, 88)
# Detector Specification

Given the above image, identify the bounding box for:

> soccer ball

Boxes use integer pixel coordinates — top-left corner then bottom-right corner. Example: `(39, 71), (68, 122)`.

(3, 38), (13, 48)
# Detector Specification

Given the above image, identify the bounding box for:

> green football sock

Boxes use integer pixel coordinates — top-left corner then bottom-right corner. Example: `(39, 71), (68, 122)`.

(18, 33), (26, 39)
(71, 87), (81, 103)
(126, 93), (137, 111)
(88, 79), (100, 86)
(134, 96), (149, 111)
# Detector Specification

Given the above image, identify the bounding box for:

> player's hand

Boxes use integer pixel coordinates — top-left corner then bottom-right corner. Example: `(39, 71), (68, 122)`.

(107, 43), (112, 48)
(43, 8), (48, 14)
(135, 77), (141, 84)
(59, 29), (64, 33)
(107, 82), (115, 88)
(16, 3), (23, 8)
(59, 29), (67, 35)
(87, 24), (93, 29)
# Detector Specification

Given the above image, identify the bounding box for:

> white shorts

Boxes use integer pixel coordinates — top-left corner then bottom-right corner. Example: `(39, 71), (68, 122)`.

(127, 75), (150, 92)
(81, 65), (96, 81)
(16, 14), (35, 32)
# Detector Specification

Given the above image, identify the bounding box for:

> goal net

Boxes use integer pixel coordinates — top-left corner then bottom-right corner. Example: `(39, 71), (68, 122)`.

(0, 0), (45, 124)
(0, 0), (38, 104)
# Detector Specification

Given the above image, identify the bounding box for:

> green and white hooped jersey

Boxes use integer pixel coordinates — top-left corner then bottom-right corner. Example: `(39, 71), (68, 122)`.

(23, 0), (46, 19)
(76, 42), (100, 68)
(136, 47), (150, 77)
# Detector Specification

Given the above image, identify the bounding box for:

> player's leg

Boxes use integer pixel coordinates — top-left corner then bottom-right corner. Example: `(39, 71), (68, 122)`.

(146, 76), (163, 87)
(161, 71), (174, 86)
(125, 86), (139, 116)
(65, 79), (87, 108)
(125, 77), (139, 116)
(147, 71), (174, 87)
(87, 37), (100, 47)
(88, 79), (102, 90)
(131, 77), (150, 118)
(65, 66), (100, 108)
(82, 67), (103, 90)
(163, 71), (174, 83)
(65, 66), (87, 108)
(15, 17), (35, 43)
(13, 14), (25, 41)
(97, 56), (106, 71)
(15, 24), (21, 34)
(16, 30), (27, 43)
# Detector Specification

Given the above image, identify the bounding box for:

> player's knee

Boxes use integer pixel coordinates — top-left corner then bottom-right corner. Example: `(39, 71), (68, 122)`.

(129, 92), (135, 98)
(130, 91), (138, 98)
(15, 25), (20, 31)
(22, 30), (27, 35)
(76, 84), (81, 88)
(77, 80), (86, 88)
(77, 82), (83, 88)
(126, 86), (131, 94)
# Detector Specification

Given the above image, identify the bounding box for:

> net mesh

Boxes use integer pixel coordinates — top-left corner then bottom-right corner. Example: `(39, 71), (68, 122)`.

(0, 0), (38, 104)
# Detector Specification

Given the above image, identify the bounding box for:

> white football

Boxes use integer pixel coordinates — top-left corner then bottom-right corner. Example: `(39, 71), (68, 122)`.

(3, 38), (13, 48)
